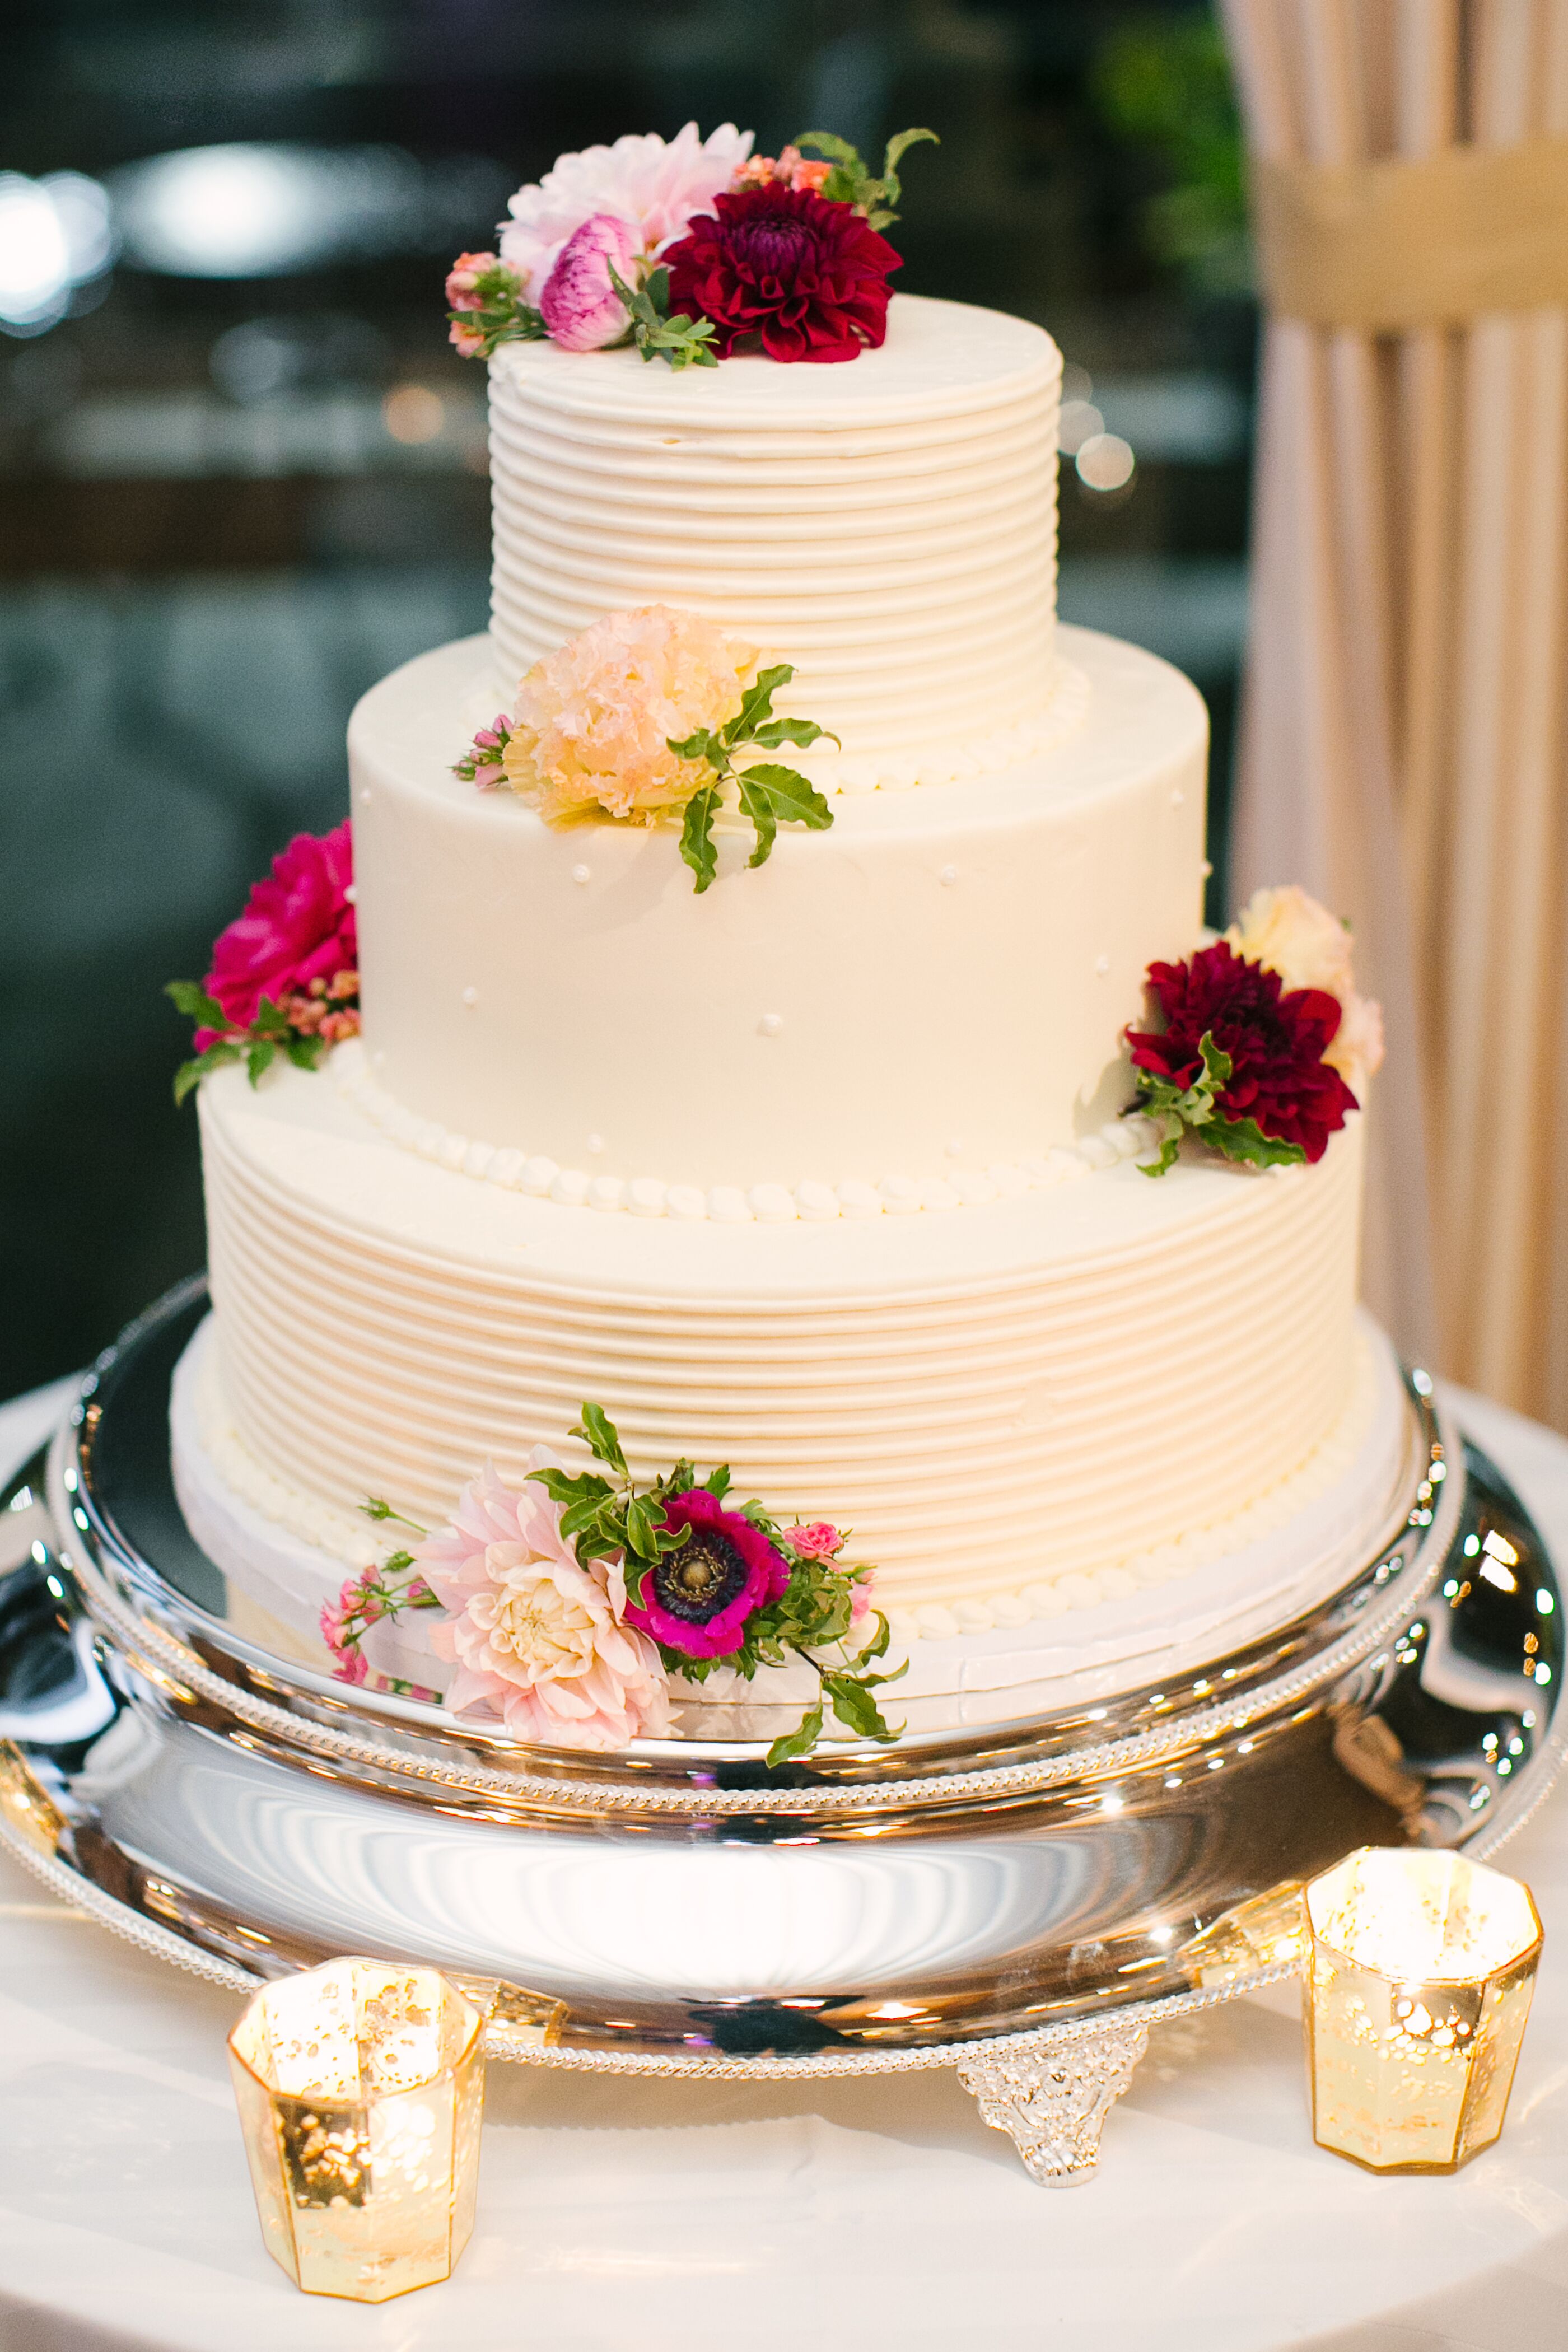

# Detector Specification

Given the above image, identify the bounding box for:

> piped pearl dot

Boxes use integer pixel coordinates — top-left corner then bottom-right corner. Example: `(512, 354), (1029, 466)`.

(945, 1138), (965, 1158)
(571, 863), (591, 885)
(586, 1132), (605, 1155)
(1094, 954), (1110, 977)
(1201, 858), (1214, 877)
(939, 864), (958, 886)
(358, 788), (372, 805)
(461, 985), (478, 1007)
(1171, 788), (1185, 807)
(759, 1012), (783, 1037)
(342, 883), (357, 904)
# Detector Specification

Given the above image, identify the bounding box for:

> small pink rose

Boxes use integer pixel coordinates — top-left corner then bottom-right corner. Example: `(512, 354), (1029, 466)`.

(445, 250), (496, 307)
(539, 213), (641, 352)
(786, 1522), (844, 1560)
(449, 319), (489, 357)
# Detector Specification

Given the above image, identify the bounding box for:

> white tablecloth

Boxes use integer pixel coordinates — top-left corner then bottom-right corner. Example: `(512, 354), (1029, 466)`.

(4, 1374), (1568, 2352)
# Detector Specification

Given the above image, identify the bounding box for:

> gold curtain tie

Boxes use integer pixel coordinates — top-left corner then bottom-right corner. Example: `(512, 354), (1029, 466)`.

(1253, 136), (1568, 329)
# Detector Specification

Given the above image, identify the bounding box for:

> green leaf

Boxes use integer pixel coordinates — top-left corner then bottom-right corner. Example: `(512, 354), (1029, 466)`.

(795, 128), (863, 167)
(748, 715), (837, 750)
(679, 781), (722, 893)
(736, 762), (834, 832)
(172, 1039), (242, 1105)
(724, 662), (795, 746)
(735, 769), (778, 870)
(250, 994), (293, 1039)
(575, 1402), (628, 1474)
(703, 1463), (732, 1501)
(1203, 1115), (1308, 1172)
(666, 727), (714, 763)
(1137, 1126), (1183, 1177)
(766, 1697), (824, 1768)
(858, 1606), (892, 1662)
(165, 979), (229, 1029)
(881, 125), (940, 186)
(284, 1034), (328, 1071)
(559, 1491), (619, 1542)
(624, 1491), (670, 1561)
(822, 1672), (899, 1742)
(245, 1038), (277, 1088)
(644, 264), (670, 315)
(529, 1467), (612, 1510)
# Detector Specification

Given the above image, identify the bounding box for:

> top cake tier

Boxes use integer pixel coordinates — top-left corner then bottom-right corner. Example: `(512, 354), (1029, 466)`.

(487, 293), (1063, 790)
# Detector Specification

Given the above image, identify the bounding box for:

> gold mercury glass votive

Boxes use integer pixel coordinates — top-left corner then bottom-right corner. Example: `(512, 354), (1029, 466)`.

(1304, 1845), (1542, 2173)
(228, 1957), (485, 2300)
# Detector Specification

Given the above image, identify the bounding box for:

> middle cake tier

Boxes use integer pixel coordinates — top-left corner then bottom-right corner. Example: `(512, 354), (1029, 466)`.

(349, 624), (1208, 1197)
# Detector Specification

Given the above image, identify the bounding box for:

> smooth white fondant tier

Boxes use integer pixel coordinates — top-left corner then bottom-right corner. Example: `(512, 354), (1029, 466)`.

(487, 292), (1062, 784)
(194, 1053), (1364, 1612)
(170, 1312), (1412, 1739)
(349, 626), (1207, 1190)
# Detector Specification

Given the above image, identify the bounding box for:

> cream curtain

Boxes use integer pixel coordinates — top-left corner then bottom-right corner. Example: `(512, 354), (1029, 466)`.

(1220, 0), (1568, 1422)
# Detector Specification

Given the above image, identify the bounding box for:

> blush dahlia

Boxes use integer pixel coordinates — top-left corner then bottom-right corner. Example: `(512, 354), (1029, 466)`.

(626, 1488), (792, 1659)
(1127, 940), (1359, 1164)
(662, 184), (900, 362)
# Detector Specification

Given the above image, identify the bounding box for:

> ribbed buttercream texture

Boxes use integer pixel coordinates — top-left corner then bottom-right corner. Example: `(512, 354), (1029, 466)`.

(200, 1079), (1362, 1611)
(486, 295), (1062, 785)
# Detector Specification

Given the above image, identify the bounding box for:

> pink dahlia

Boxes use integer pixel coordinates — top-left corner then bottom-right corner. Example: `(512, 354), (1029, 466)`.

(498, 122), (753, 305)
(663, 183), (900, 362)
(415, 1460), (672, 1750)
(539, 213), (641, 352)
(626, 1489), (792, 1660)
(200, 822), (356, 1047)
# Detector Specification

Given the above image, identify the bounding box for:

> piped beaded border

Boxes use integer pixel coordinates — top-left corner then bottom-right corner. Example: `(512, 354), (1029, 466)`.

(330, 1038), (1171, 1222)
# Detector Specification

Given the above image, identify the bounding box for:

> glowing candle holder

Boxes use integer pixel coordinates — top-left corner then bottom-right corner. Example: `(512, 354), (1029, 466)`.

(228, 1958), (485, 2300)
(1304, 1846), (1542, 2173)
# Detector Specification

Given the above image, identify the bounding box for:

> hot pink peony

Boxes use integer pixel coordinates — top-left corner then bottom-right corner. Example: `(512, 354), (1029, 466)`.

(500, 605), (757, 822)
(200, 822), (356, 1047)
(414, 1459), (672, 1749)
(539, 213), (641, 352)
(498, 122), (753, 305)
(626, 1488), (792, 1661)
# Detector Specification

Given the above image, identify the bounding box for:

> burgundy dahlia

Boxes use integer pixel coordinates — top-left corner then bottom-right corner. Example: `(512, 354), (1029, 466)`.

(626, 1489), (792, 1659)
(1127, 940), (1359, 1164)
(662, 184), (900, 363)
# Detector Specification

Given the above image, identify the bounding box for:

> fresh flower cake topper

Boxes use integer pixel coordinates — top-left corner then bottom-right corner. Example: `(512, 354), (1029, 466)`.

(166, 822), (358, 1102)
(326, 1405), (903, 1765)
(454, 604), (837, 892)
(1127, 886), (1384, 1174)
(446, 121), (936, 368)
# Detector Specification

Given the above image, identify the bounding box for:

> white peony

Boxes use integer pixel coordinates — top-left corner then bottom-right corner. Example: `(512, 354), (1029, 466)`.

(498, 121), (753, 304)
(1227, 884), (1385, 1095)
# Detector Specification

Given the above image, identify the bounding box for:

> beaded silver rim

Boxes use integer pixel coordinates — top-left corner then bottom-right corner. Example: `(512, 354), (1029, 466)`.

(53, 1403), (1460, 1819)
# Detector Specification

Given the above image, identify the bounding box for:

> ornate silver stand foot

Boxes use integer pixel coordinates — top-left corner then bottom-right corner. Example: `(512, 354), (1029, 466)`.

(955, 2019), (1150, 2184)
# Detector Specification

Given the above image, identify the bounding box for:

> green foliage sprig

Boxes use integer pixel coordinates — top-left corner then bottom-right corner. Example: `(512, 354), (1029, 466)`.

(164, 980), (339, 1106)
(607, 262), (719, 370)
(533, 1404), (904, 1767)
(446, 258), (549, 358)
(1131, 1030), (1308, 1176)
(792, 127), (940, 231)
(668, 664), (838, 893)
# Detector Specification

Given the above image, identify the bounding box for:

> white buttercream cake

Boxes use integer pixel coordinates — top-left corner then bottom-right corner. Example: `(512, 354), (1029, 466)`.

(172, 282), (1392, 1740)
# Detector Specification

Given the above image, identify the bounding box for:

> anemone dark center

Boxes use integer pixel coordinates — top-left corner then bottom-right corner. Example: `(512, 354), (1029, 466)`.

(651, 1531), (749, 1624)
(731, 214), (816, 281)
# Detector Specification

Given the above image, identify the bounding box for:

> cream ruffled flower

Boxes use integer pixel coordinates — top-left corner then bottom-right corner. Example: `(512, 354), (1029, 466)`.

(501, 605), (758, 822)
(498, 122), (753, 304)
(1227, 884), (1385, 1094)
(417, 1458), (672, 1751)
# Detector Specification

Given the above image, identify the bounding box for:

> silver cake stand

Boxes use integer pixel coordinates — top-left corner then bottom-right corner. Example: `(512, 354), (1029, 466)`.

(2, 1277), (1562, 2183)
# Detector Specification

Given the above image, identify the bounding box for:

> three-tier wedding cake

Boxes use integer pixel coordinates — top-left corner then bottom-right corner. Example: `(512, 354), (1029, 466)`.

(168, 124), (1401, 1753)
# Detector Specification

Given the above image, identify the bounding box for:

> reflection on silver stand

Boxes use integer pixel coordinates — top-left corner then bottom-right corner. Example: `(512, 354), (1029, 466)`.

(0, 1279), (1561, 2181)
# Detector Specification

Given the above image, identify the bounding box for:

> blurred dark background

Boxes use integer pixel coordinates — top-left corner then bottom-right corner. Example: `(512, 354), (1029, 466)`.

(1, 0), (1253, 1401)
